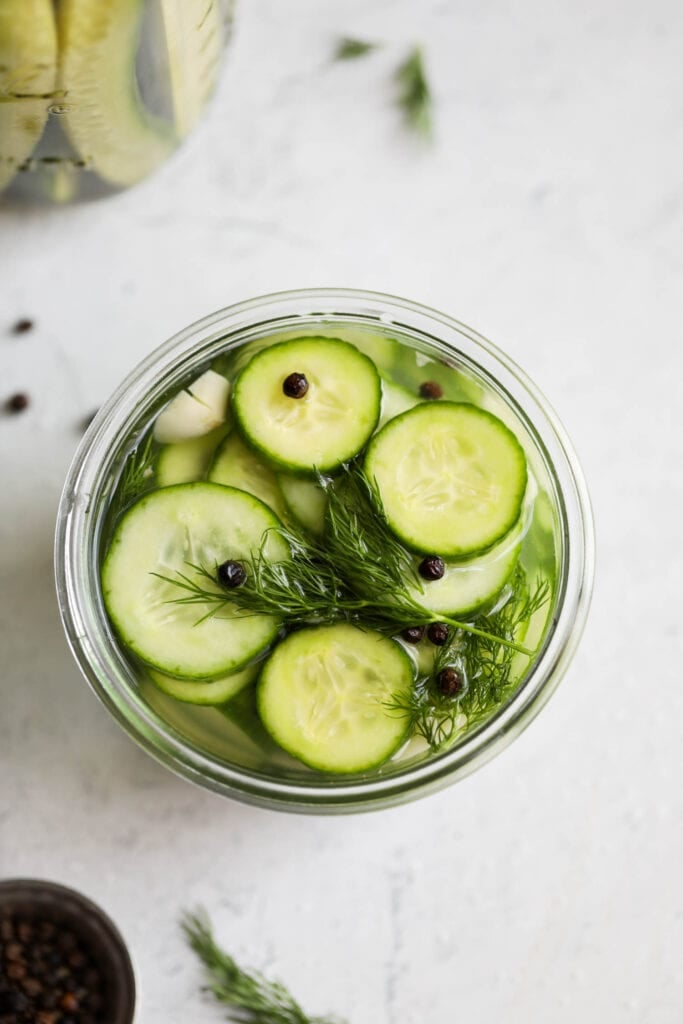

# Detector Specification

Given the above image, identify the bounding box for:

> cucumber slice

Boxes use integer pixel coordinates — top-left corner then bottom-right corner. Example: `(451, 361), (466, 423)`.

(378, 377), (420, 428)
(365, 403), (527, 558)
(156, 425), (228, 487)
(257, 624), (413, 773)
(208, 432), (289, 521)
(58, 0), (175, 187)
(233, 337), (381, 474)
(102, 483), (289, 679)
(148, 661), (257, 705)
(0, 0), (58, 193)
(159, 0), (225, 136)
(277, 475), (327, 537)
(406, 520), (524, 617)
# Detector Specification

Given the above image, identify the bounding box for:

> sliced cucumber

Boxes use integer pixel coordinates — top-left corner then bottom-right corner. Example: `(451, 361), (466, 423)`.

(156, 425), (228, 487)
(159, 0), (225, 136)
(233, 337), (381, 474)
(257, 624), (413, 773)
(208, 431), (289, 521)
(278, 475), (327, 537)
(378, 377), (420, 428)
(58, 0), (175, 187)
(102, 483), (289, 679)
(0, 0), (58, 193)
(148, 661), (258, 705)
(365, 402), (527, 558)
(406, 518), (525, 617)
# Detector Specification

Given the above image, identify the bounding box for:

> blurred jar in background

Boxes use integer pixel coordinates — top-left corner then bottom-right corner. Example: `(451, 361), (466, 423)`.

(0, 0), (234, 203)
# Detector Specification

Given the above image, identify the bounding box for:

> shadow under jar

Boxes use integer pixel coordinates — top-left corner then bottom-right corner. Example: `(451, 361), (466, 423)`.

(55, 289), (594, 813)
(0, 0), (234, 203)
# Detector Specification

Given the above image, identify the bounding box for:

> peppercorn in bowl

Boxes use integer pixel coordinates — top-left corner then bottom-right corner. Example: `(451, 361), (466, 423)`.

(0, 879), (135, 1024)
(55, 289), (594, 812)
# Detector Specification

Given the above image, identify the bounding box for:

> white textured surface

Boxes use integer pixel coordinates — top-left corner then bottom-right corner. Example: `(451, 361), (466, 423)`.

(1, 1), (682, 1021)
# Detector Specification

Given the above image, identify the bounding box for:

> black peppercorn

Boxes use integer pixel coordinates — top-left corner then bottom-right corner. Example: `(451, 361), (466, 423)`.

(427, 622), (449, 646)
(217, 559), (247, 589)
(419, 380), (443, 400)
(12, 318), (34, 335)
(401, 625), (425, 644)
(282, 372), (309, 398)
(437, 667), (463, 696)
(418, 555), (445, 581)
(5, 393), (29, 413)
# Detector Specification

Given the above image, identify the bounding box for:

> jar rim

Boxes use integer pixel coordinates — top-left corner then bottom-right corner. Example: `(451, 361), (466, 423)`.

(54, 288), (594, 812)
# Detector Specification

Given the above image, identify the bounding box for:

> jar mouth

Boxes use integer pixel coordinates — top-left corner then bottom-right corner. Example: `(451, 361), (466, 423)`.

(54, 288), (594, 813)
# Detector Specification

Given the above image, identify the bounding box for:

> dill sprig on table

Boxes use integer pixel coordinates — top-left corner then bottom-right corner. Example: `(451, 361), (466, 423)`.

(182, 911), (343, 1024)
(395, 46), (432, 136)
(334, 36), (378, 60)
(157, 464), (532, 655)
(387, 569), (552, 750)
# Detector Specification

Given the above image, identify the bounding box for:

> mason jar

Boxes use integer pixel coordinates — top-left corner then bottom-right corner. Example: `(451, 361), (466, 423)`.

(55, 289), (594, 813)
(0, 0), (234, 203)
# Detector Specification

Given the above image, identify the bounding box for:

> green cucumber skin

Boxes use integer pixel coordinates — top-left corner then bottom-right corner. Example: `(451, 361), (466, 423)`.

(148, 662), (258, 705)
(365, 401), (528, 559)
(232, 337), (382, 476)
(102, 483), (286, 681)
(256, 624), (413, 774)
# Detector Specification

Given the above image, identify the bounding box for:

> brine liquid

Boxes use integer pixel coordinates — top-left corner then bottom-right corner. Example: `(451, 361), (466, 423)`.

(105, 322), (560, 780)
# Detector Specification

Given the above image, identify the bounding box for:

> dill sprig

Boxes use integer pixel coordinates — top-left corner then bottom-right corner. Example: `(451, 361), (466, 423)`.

(182, 910), (343, 1024)
(388, 570), (552, 750)
(334, 36), (378, 60)
(395, 46), (432, 136)
(156, 464), (532, 655)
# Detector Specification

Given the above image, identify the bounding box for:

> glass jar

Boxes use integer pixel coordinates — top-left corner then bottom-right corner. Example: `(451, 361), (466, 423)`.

(55, 289), (594, 813)
(0, 0), (234, 203)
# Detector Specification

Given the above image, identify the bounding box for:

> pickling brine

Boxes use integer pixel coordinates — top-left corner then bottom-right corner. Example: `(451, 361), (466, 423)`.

(99, 323), (559, 776)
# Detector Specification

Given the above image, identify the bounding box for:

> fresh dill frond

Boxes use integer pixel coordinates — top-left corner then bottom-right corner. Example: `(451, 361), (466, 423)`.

(395, 46), (432, 136)
(156, 463), (533, 654)
(388, 571), (552, 750)
(334, 36), (378, 60)
(182, 910), (343, 1024)
(322, 463), (417, 597)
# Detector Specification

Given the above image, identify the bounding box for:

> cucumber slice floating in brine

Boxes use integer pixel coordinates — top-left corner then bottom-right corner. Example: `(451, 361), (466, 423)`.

(277, 474), (327, 537)
(148, 661), (258, 705)
(257, 624), (414, 773)
(0, 0), (58, 193)
(156, 425), (229, 487)
(365, 402), (527, 558)
(58, 0), (175, 187)
(208, 431), (289, 522)
(102, 483), (289, 679)
(232, 337), (381, 474)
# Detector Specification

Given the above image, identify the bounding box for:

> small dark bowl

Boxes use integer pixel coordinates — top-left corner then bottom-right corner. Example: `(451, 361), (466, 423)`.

(0, 878), (135, 1023)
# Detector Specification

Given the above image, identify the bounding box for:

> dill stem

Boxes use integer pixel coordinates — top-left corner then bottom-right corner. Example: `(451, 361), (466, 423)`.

(438, 616), (531, 656)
